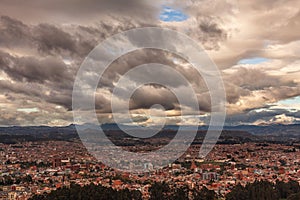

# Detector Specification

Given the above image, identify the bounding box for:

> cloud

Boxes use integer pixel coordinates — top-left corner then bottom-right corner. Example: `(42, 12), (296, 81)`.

(34, 24), (77, 55)
(130, 85), (178, 111)
(0, 0), (300, 126)
(226, 108), (300, 126)
(0, 0), (162, 23)
(207, 0), (300, 69)
(1, 54), (72, 83)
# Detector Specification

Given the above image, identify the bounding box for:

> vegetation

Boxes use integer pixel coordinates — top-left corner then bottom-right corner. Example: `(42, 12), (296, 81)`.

(29, 183), (142, 200)
(29, 180), (300, 200)
(147, 182), (217, 200)
(226, 180), (300, 200)
(30, 182), (217, 200)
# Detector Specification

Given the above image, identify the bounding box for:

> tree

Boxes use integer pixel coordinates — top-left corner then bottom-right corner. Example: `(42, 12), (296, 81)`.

(276, 180), (300, 199)
(29, 183), (142, 200)
(226, 181), (279, 200)
(171, 185), (189, 200)
(287, 192), (300, 200)
(149, 182), (171, 200)
(225, 183), (249, 200)
(192, 186), (217, 200)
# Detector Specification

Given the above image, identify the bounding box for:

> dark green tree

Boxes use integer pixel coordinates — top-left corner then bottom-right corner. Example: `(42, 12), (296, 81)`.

(287, 192), (300, 200)
(226, 180), (280, 200)
(192, 186), (217, 200)
(171, 185), (189, 200)
(29, 183), (142, 200)
(149, 182), (170, 200)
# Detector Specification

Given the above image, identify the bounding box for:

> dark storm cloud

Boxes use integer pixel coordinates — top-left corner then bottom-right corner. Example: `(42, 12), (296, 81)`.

(0, 0), (161, 23)
(224, 83), (250, 104)
(223, 67), (300, 106)
(0, 77), (74, 111)
(0, 16), (141, 57)
(198, 18), (227, 50)
(0, 16), (152, 115)
(1, 55), (72, 83)
(0, 0), (299, 126)
(34, 24), (77, 55)
(0, 16), (32, 48)
(226, 108), (300, 125)
(130, 85), (178, 111)
(0, 80), (42, 98)
(0, 16), (94, 59)
(95, 49), (213, 113)
(99, 49), (191, 89)
(226, 109), (284, 124)
(0, 14), (295, 116)
(286, 110), (300, 118)
(45, 91), (73, 110)
(228, 68), (296, 90)
(230, 68), (278, 90)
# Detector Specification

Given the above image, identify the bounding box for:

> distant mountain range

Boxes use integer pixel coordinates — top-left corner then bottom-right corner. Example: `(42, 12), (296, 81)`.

(0, 123), (299, 136)
(223, 124), (300, 136)
(0, 123), (299, 144)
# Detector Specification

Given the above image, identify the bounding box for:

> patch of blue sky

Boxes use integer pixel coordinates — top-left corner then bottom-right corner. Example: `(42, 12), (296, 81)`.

(277, 96), (300, 105)
(159, 6), (188, 22)
(238, 57), (270, 65)
(268, 96), (300, 113)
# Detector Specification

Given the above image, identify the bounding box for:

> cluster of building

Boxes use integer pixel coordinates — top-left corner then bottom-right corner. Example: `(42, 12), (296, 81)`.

(0, 141), (299, 199)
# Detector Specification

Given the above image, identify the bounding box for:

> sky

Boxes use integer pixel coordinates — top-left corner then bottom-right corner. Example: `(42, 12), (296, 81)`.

(0, 0), (300, 126)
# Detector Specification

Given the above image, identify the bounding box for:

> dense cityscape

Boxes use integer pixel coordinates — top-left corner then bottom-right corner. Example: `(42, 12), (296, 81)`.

(0, 132), (299, 199)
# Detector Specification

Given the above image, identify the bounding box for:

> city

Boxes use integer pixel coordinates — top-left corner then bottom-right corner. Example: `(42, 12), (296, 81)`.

(0, 128), (299, 199)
